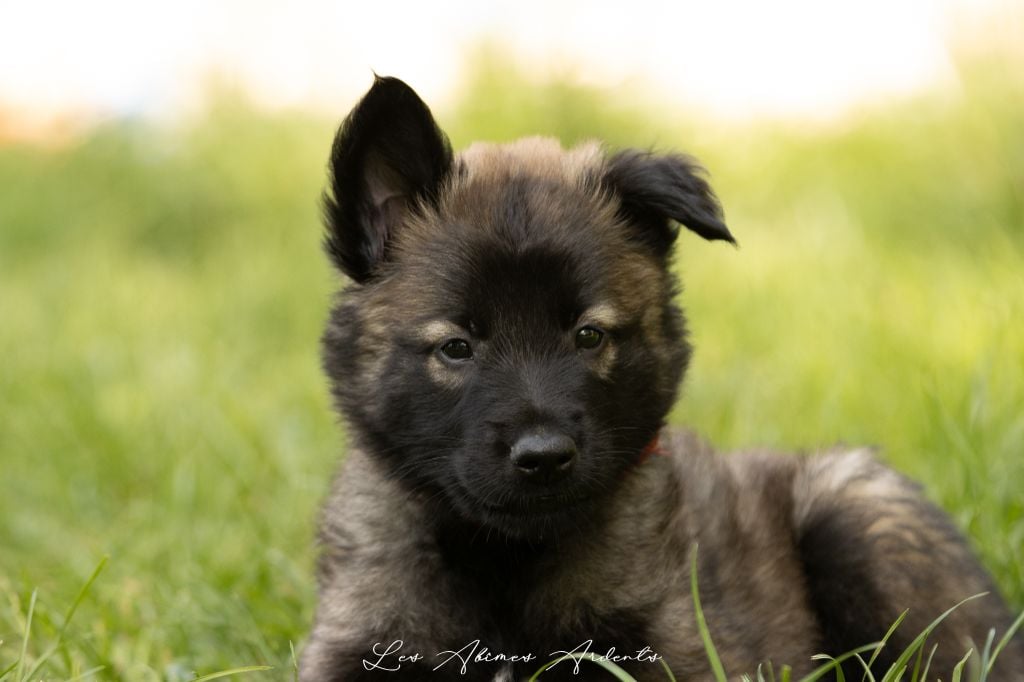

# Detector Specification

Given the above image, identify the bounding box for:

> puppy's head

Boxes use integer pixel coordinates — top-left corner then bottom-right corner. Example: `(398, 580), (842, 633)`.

(322, 76), (732, 539)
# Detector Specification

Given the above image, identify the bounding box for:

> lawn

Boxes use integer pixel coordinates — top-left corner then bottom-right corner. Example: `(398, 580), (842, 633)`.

(1, 49), (1022, 679)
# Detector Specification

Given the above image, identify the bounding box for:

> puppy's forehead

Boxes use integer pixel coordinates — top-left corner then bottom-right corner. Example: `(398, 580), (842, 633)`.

(457, 137), (605, 186)
(380, 137), (667, 321)
(431, 136), (620, 247)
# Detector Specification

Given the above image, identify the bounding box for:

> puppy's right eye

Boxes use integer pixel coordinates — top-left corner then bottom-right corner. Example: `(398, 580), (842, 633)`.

(440, 339), (473, 361)
(575, 326), (604, 350)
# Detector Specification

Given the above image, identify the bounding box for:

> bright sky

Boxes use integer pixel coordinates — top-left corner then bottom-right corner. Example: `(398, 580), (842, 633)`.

(0, 0), (1014, 133)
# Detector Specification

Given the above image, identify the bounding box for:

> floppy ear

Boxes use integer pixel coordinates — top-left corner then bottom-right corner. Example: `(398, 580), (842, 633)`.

(604, 150), (734, 256)
(323, 76), (453, 282)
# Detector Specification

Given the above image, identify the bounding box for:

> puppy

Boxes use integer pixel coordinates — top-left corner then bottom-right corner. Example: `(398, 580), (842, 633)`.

(300, 76), (1024, 681)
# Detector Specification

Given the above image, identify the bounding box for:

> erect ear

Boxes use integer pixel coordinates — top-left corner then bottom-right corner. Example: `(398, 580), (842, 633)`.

(604, 150), (735, 256)
(323, 76), (453, 282)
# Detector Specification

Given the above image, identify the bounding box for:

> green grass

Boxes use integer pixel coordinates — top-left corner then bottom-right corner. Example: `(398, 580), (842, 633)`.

(1, 42), (1023, 678)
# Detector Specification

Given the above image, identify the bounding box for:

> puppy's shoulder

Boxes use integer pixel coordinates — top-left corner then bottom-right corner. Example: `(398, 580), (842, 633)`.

(657, 428), (803, 532)
(316, 449), (432, 571)
(654, 427), (739, 497)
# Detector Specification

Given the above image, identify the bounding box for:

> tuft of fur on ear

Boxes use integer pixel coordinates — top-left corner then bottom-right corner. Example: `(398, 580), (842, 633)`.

(605, 150), (735, 255)
(323, 76), (453, 282)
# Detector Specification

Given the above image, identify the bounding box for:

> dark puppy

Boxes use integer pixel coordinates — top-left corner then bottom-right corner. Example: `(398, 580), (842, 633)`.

(300, 77), (1024, 681)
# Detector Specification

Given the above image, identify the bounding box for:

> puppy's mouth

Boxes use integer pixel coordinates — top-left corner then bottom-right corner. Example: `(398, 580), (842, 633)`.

(481, 490), (591, 516)
(451, 482), (597, 537)
(445, 440), (615, 535)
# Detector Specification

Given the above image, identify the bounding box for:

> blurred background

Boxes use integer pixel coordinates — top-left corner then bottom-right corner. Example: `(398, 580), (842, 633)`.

(1, 1), (1022, 679)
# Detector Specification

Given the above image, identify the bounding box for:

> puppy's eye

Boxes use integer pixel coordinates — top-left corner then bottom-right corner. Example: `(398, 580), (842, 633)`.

(440, 339), (473, 361)
(575, 326), (604, 350)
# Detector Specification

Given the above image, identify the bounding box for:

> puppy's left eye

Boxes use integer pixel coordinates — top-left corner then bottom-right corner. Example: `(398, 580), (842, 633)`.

(440, 338), (473, 361)
(575, 326), (604, 350)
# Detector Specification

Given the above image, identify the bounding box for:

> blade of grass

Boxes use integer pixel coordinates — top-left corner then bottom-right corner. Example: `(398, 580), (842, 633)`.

(977, 628), (996, 680)
(14, 589), (37, 682)
(983, 609), (1024, 679)
(802, 643), (879, 682)
(850, 653), (876, 682)
(867, 610), (908, 672)
(880, 593), (985, 682)
(191, 665), (273, 681)
(809, 655), (845, 682)
(918, 644), (937, 682)
(23, 557), (108, 680)
(66, 665), (106, 681)
(528, 652), (636, 681)
(909, 640), (924, 682)
(909, 646), (922, 682)
(658, 657), (677, 682)
(950, 648), (973, 682)
(690, 546), (727, 682)
(58, 557), (108, 641)
(0, 638), (15, 681)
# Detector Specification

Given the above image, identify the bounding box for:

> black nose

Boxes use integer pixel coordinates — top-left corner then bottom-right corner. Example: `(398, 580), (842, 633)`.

(510, 430), (577, 483)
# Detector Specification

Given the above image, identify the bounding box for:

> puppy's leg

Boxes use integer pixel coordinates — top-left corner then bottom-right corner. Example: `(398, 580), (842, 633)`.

(793, 449), (1024, 679)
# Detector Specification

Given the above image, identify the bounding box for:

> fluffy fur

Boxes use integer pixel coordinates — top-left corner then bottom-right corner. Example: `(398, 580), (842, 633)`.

(300, 76), (1024, 681)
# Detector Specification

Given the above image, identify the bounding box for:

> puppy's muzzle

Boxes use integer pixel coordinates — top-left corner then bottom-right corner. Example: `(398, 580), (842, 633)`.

(510, 428), (578, 483)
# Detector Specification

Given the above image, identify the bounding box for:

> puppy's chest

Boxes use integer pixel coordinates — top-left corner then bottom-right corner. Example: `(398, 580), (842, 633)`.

(417, 538), (670, 680)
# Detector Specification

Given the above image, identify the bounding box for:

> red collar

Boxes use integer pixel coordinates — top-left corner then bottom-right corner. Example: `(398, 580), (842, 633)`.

(637, 435), (667, 464)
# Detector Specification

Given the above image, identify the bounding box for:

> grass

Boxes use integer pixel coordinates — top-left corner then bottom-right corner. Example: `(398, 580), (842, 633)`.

(1, 41), (1023, 679)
